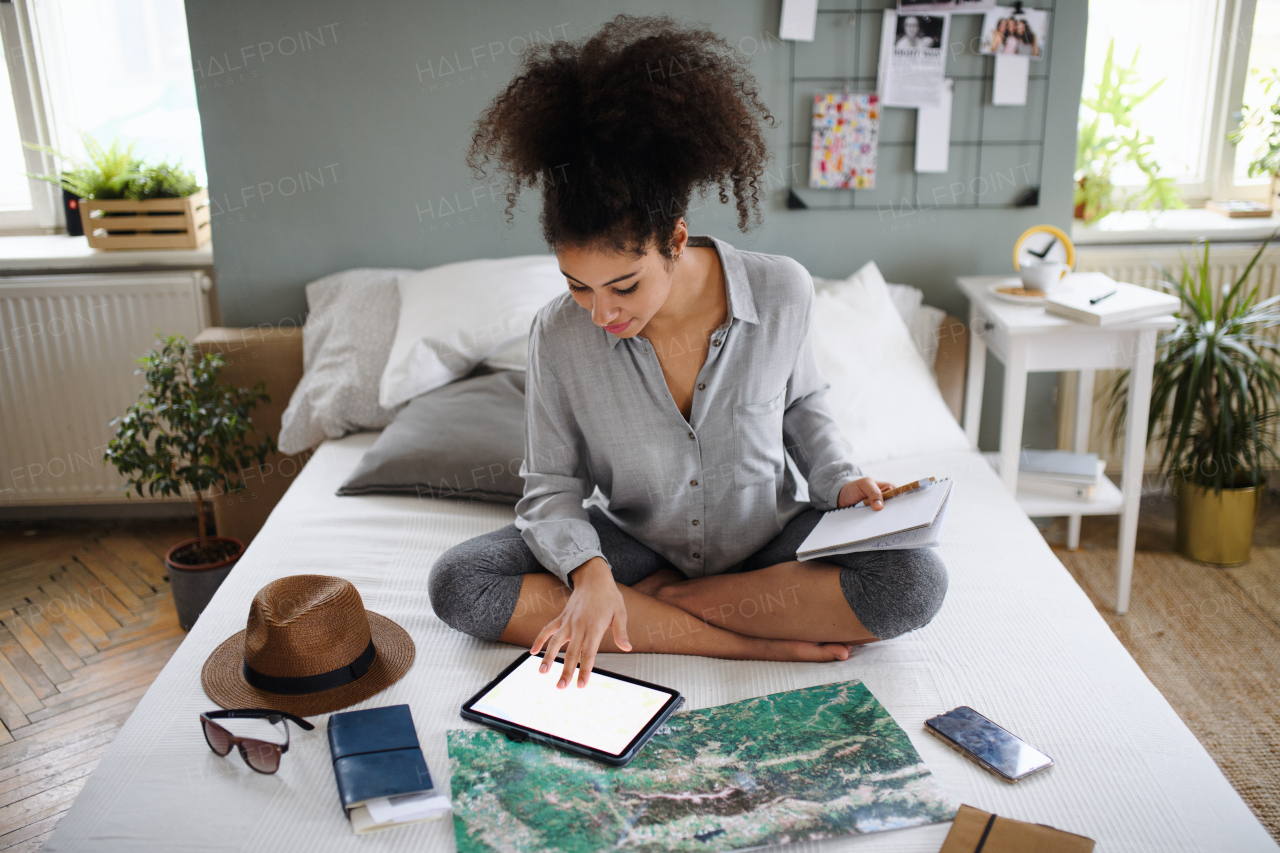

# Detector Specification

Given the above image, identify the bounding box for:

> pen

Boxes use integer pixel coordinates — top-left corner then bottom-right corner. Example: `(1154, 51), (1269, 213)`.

(1089, 289), (1117, 305)
(854, 477), (936, 508)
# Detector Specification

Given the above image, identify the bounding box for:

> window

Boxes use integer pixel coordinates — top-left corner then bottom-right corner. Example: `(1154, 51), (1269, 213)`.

(1082, 0), (1278, 204)
(0, 26), (34, 213)
(1232, 0), (1280, 186)
(0, 0), (205, 234)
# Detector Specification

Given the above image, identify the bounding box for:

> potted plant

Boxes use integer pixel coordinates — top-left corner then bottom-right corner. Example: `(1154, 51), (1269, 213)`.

(1105, 232), (1280, 566)
(23, 132), (209, 249)
(105, 334), (275, 630)
(1076, 40), (1185, 224)
(1226, 67), (1280, 213)
(23, 133), (143, 237)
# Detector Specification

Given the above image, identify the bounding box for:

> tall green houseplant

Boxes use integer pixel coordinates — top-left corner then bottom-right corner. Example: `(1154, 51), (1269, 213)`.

(1105, 233), (1280, 563)
(1076, 40), (1185, 224)
(105, 335), (276, 561)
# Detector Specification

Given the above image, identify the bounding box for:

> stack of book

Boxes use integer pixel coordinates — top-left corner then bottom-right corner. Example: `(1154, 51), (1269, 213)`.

(1045, 272), (1180, 326)
(1017, 450), (1106, 501)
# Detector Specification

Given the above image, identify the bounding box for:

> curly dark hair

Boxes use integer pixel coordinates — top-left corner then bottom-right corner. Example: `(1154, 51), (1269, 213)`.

(466, 14), (778, 261)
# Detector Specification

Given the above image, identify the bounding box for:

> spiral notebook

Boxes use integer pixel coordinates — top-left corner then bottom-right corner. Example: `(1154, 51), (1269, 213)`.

(796, 478), (953, 561)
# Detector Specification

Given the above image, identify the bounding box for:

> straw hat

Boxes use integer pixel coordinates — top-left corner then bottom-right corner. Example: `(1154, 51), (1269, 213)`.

(201, 575), (415, 717)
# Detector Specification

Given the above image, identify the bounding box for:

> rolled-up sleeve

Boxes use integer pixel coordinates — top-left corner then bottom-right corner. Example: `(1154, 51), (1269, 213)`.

(782, 282), (862, 511)
(513, 317), (606, 587)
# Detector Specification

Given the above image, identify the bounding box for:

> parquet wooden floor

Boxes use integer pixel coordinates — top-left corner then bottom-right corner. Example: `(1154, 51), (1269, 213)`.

(0, 520), (190, 853)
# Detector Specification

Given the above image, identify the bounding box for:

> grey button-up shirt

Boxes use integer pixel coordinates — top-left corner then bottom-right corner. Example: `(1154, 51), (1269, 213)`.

(514, 234), (862, 587)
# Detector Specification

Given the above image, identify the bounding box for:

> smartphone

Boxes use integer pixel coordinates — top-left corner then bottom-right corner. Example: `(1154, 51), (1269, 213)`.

(924, 706), (1053, 783)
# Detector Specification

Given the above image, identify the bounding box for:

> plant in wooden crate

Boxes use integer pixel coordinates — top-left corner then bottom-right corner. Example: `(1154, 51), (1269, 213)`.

(1104, 233), (1280, 566)
(1226, 66), (1280, 213)
(22, 133), (145, 237)
(105, 334), (276, 630)
(1075, 40), (1184, 224)
(23, 132), (210, 249)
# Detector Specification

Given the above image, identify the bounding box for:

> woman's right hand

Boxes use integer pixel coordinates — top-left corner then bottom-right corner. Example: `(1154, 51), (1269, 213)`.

(530, 557), (632, 689)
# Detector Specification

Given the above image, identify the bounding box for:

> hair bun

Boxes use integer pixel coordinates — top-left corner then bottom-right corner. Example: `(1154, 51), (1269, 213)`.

(467, 14), (777, 258)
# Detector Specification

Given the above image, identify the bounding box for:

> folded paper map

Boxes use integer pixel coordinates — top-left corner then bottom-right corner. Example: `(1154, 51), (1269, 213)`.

(447, 679), (957, 852)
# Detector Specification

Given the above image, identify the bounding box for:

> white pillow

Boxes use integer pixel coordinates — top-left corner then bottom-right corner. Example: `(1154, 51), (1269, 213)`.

(379, 255), (565, 408)
(885, 281), (924, 327)
(810, 262), (972, 465)
(813, 265), (943, 369)
(278, 268), (416, 454)
(910, 303), (947, 368)
(483, 335), (529, 372)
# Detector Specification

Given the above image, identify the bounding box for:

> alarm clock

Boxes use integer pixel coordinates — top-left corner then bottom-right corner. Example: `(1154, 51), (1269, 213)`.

(1013, 224), (1075, 271)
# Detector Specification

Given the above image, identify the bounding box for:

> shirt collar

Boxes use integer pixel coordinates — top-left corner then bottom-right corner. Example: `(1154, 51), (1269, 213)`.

(603, 233), (759, 350)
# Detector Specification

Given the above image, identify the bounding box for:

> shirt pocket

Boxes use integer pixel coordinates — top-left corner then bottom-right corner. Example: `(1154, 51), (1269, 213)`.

(732, 390), (786, 488)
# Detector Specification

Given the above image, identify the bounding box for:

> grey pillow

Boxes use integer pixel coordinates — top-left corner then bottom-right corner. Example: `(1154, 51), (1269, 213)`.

(278, 268), (417, 454)
(337, 369), (527, 503)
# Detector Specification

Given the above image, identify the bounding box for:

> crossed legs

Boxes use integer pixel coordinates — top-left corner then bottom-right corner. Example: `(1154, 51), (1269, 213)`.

(429, 506), (947, 661)
(494, 570), (858, 663)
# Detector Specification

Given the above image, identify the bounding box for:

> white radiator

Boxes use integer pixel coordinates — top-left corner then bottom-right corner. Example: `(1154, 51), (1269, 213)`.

(0, 271), (211, 505)
(1061, 243), (1280, 471)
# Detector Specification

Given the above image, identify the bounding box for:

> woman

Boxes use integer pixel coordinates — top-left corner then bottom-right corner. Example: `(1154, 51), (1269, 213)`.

(999, 19), (1021, 54)
(895, 16), (938, 49)
(987, 18), (1009, 53)
(430, 15), (947, 690)
(1015, 20), (1041, 57)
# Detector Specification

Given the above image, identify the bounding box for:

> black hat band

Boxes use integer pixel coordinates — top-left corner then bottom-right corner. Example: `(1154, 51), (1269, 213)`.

(242, 640), (376, 695)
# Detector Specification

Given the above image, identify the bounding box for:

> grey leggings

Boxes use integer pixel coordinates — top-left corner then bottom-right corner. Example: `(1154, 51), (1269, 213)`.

(429, 505), (948, 643)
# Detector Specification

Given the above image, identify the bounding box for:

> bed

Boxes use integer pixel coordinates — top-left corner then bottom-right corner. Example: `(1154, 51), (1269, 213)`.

(42, 261), (1279, 852)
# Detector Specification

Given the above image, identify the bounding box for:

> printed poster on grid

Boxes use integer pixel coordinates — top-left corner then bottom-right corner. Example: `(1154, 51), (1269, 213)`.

(878, 10), (951, 108)
(809, 92), (880, 190)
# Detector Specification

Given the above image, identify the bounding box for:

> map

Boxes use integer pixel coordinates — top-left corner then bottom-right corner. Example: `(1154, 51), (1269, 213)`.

(469, 655), (670, 755)
(448, 679), (957, 852)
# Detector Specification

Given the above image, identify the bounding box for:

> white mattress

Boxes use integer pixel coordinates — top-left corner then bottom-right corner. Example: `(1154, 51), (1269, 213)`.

(44, 433), (1278, 852)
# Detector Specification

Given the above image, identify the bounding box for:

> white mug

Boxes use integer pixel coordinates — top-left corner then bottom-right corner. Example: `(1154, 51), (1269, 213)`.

(1019, 261), (1069, 293)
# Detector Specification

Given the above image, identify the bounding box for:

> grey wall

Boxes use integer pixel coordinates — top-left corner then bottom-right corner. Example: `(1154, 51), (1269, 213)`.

(184, 0), (1087, 451)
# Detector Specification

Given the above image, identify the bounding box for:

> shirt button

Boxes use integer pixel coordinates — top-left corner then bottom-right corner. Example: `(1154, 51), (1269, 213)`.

(690, 479), (698, 486)
(693, 552), (701, 559)
(712, 339), (721, 347)
(688, 432), (695, 440)
(691, 519), (699, 526)
(697, 383), (706, 390)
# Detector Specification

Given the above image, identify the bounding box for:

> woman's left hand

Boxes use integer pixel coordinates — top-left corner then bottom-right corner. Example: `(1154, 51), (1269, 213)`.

(837, 477), (895, 510)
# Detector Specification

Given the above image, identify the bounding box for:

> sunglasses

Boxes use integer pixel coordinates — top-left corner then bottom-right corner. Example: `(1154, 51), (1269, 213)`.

(200, 708), (315, 774)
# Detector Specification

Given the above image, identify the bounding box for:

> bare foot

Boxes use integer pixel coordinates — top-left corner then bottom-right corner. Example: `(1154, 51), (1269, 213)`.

(762, 639), (853, 663)
(630, 567), (685, 598)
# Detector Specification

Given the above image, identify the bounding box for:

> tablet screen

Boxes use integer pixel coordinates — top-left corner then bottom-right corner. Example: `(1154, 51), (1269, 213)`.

(468, 654), (674, 756)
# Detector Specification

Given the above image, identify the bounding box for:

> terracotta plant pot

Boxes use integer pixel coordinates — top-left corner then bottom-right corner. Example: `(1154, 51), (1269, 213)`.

(165, 536), (244, 631)
(1174, 478), (1265, 567)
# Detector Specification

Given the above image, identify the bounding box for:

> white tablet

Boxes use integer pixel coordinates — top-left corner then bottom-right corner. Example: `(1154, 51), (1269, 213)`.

(460, 651), (684, 766)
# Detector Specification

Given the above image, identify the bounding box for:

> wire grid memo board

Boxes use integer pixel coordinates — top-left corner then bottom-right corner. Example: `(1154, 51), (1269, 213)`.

(787, 0), (1056, 212)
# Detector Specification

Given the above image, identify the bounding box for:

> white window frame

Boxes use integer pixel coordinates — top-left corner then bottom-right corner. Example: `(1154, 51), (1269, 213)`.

(1093, 0), (1272, 206)
(1214, 0), (1270, 201)
(0, 0), (61, 233)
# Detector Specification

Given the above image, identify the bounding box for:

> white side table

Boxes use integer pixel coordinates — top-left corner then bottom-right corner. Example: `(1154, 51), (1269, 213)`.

(957, 275), (1178, 614)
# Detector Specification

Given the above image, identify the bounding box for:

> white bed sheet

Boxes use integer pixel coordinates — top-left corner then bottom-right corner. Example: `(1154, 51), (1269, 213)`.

(44, 433), (1278, 852)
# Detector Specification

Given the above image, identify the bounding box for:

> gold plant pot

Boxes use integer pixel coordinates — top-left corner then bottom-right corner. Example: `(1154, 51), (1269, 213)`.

(1175, 478), (1265, 567)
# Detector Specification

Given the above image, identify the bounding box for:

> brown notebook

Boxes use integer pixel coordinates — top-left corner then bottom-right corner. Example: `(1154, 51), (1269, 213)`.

(939, 804), (1096, 853)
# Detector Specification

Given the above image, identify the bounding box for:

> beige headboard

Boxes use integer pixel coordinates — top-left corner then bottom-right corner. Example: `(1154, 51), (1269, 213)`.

(194, 327), (305, 547)
(934, 314), (969, 425)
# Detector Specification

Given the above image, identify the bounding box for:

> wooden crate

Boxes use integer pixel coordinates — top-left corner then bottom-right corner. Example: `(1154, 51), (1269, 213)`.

(79, 187), (211, 250)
